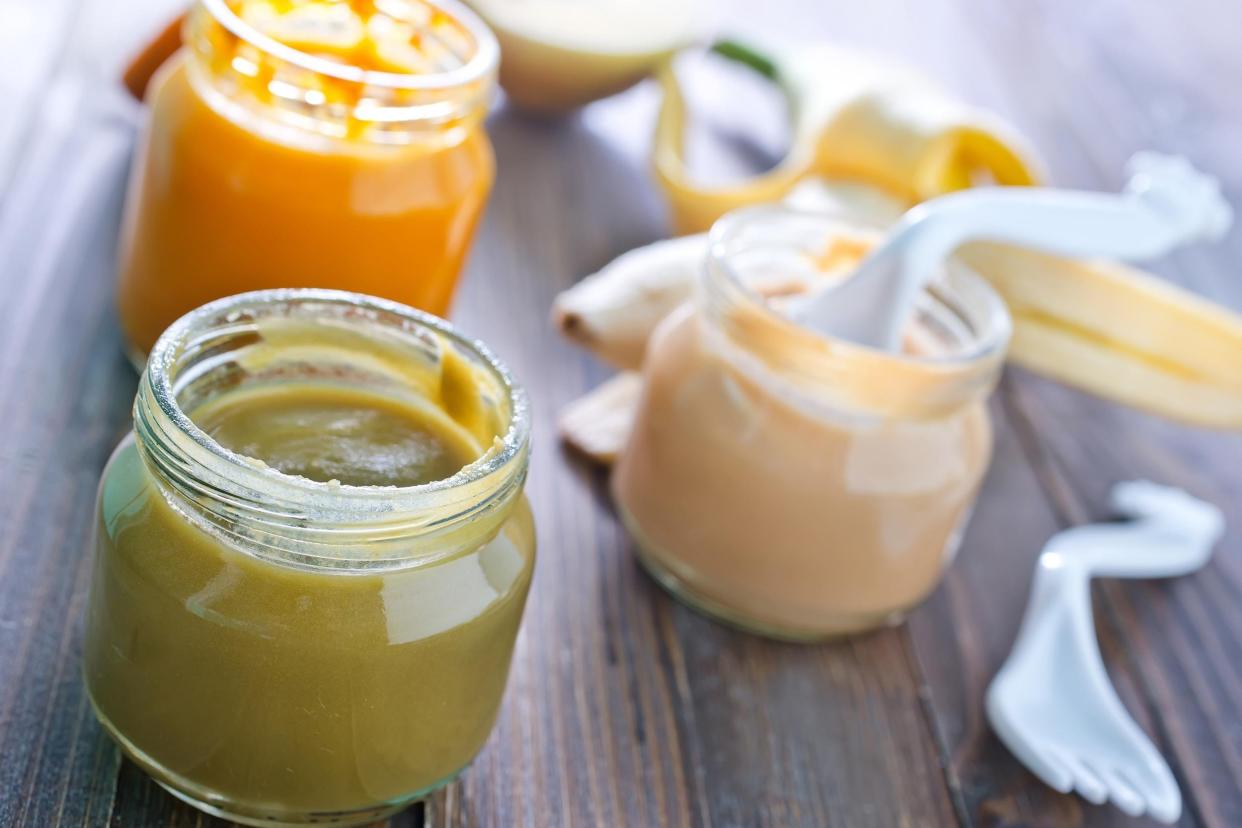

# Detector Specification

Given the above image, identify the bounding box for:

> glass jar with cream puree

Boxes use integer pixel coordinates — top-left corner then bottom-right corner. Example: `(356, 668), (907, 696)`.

(83, 290), (533, 826)
(613, 207), (1011, 640)
(116, 0), (498, 362)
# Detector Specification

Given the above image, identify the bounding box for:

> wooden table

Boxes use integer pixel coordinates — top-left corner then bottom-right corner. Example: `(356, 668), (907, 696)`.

(2, 0), (1239, 825)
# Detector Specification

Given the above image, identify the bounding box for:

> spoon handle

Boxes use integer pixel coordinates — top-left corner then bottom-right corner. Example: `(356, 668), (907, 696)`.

(1046, 482), (1224, 579)
(906, 185), (1224, 268)
(796, 153), (1231, 351)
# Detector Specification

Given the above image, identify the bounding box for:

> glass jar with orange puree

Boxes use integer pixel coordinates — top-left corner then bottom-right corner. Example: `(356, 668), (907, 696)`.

(613, 207), (1012, 640)
(116, 0), (498, 363)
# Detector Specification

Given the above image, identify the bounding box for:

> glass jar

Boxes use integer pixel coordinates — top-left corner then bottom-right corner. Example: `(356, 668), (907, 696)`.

(613, 207), (1011, 640)
(83, 289), (533, 826)
(116, 0), (499, 363)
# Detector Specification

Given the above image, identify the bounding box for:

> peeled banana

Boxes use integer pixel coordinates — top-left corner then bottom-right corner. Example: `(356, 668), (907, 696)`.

(555, 190), (1242, 433)
(553, 234), (704, 371)
(654, 41), (1043, 234)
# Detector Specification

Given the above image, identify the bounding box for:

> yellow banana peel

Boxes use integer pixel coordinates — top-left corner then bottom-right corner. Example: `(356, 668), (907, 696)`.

(640, 41), (1242, 430)
(654, 41), (1044, 235)
(554, 188), (1242, 431)
(960, 243), (1242, 428)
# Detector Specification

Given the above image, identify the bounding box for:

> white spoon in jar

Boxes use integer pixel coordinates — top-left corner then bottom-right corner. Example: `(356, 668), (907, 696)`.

(792, 152), (1233, 350)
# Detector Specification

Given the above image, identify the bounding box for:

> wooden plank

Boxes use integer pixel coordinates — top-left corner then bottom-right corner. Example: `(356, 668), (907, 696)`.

(923, 1), (1242, 825)
(676, 1), (1242, 825)
(0, 0), (186, 206)
(0, 0), (85, 197)
(1007, 373), (1242, 828)
(720, 1), (1239, 824)
(906, 382), (1188, 828)
(0, 114), (134, 827)
(426, 104), (962, 826)
(61, 0), (187, 80)
(1, 0), (1238, 825)
(0, 15), (961, 827)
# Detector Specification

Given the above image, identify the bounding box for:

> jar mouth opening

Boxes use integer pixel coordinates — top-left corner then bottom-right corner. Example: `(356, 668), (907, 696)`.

(143, 289), (529, 512)
(706, 204), (1013, 368)
(201, 0), (499, 92)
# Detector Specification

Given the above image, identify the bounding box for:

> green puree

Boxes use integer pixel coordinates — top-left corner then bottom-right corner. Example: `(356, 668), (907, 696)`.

(82, 384), (534, 821)
(194, 384), (481, 487)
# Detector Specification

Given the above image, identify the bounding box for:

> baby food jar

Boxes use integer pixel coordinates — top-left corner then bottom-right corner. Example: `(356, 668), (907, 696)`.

(116, 0), (499, 363)
(613, 207), (1011, 640)
(83, 290), (533, 826)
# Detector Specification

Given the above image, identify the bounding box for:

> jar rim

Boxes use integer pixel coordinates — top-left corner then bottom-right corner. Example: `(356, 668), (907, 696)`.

(201, 0), (500, 92)
(706, 204), (1013, 368)
(703, 204), (1013, 419)
(141, 288), (529, 523)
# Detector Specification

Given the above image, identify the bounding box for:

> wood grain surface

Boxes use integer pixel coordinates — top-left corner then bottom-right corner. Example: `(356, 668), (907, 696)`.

(0, 0), (1239, 826)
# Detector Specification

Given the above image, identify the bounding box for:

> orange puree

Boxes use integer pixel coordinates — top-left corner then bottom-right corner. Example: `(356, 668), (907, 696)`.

(116, 0), (497, 360)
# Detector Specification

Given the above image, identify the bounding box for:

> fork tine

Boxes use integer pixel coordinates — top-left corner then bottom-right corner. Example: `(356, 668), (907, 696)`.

(1054, 750), (1107, 804)
(1026, 744), (1073, 792)
(1119, 767), (1181, 824)
(1127, 736), (1183, 823)
(1094, 764), (1144, 816)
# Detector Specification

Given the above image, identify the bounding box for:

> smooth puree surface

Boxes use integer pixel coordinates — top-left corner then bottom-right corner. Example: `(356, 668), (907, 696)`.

(83, 379), (533, 821)
(194, 384), (480, 487)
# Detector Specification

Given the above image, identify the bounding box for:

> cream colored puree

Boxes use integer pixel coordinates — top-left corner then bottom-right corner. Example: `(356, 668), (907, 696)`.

(614, 249), (993, 638)
(84, 381), (534, 817)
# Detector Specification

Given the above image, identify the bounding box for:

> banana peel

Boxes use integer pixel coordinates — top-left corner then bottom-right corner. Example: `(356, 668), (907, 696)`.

(552, 179), (908, 373)
(558, 372), (642, 463)
(654, 40), (1044, 235)
(555, 183), (1242, 435)
(553, 234), (704, 371)
(959, 243), (1242, 427)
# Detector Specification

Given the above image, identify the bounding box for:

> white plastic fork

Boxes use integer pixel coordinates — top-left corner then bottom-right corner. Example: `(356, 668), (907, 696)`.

(986, 481), (1224, 823)
(793, 152), (1233, 350)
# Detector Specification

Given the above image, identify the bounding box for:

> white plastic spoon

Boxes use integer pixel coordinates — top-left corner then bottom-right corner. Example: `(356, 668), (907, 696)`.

(986, 481), (1225, 823)
(793, 152), (1233, 350)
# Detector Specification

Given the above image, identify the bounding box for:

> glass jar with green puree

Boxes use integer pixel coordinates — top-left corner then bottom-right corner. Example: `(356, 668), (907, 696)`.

(82, 289), (534, 827)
